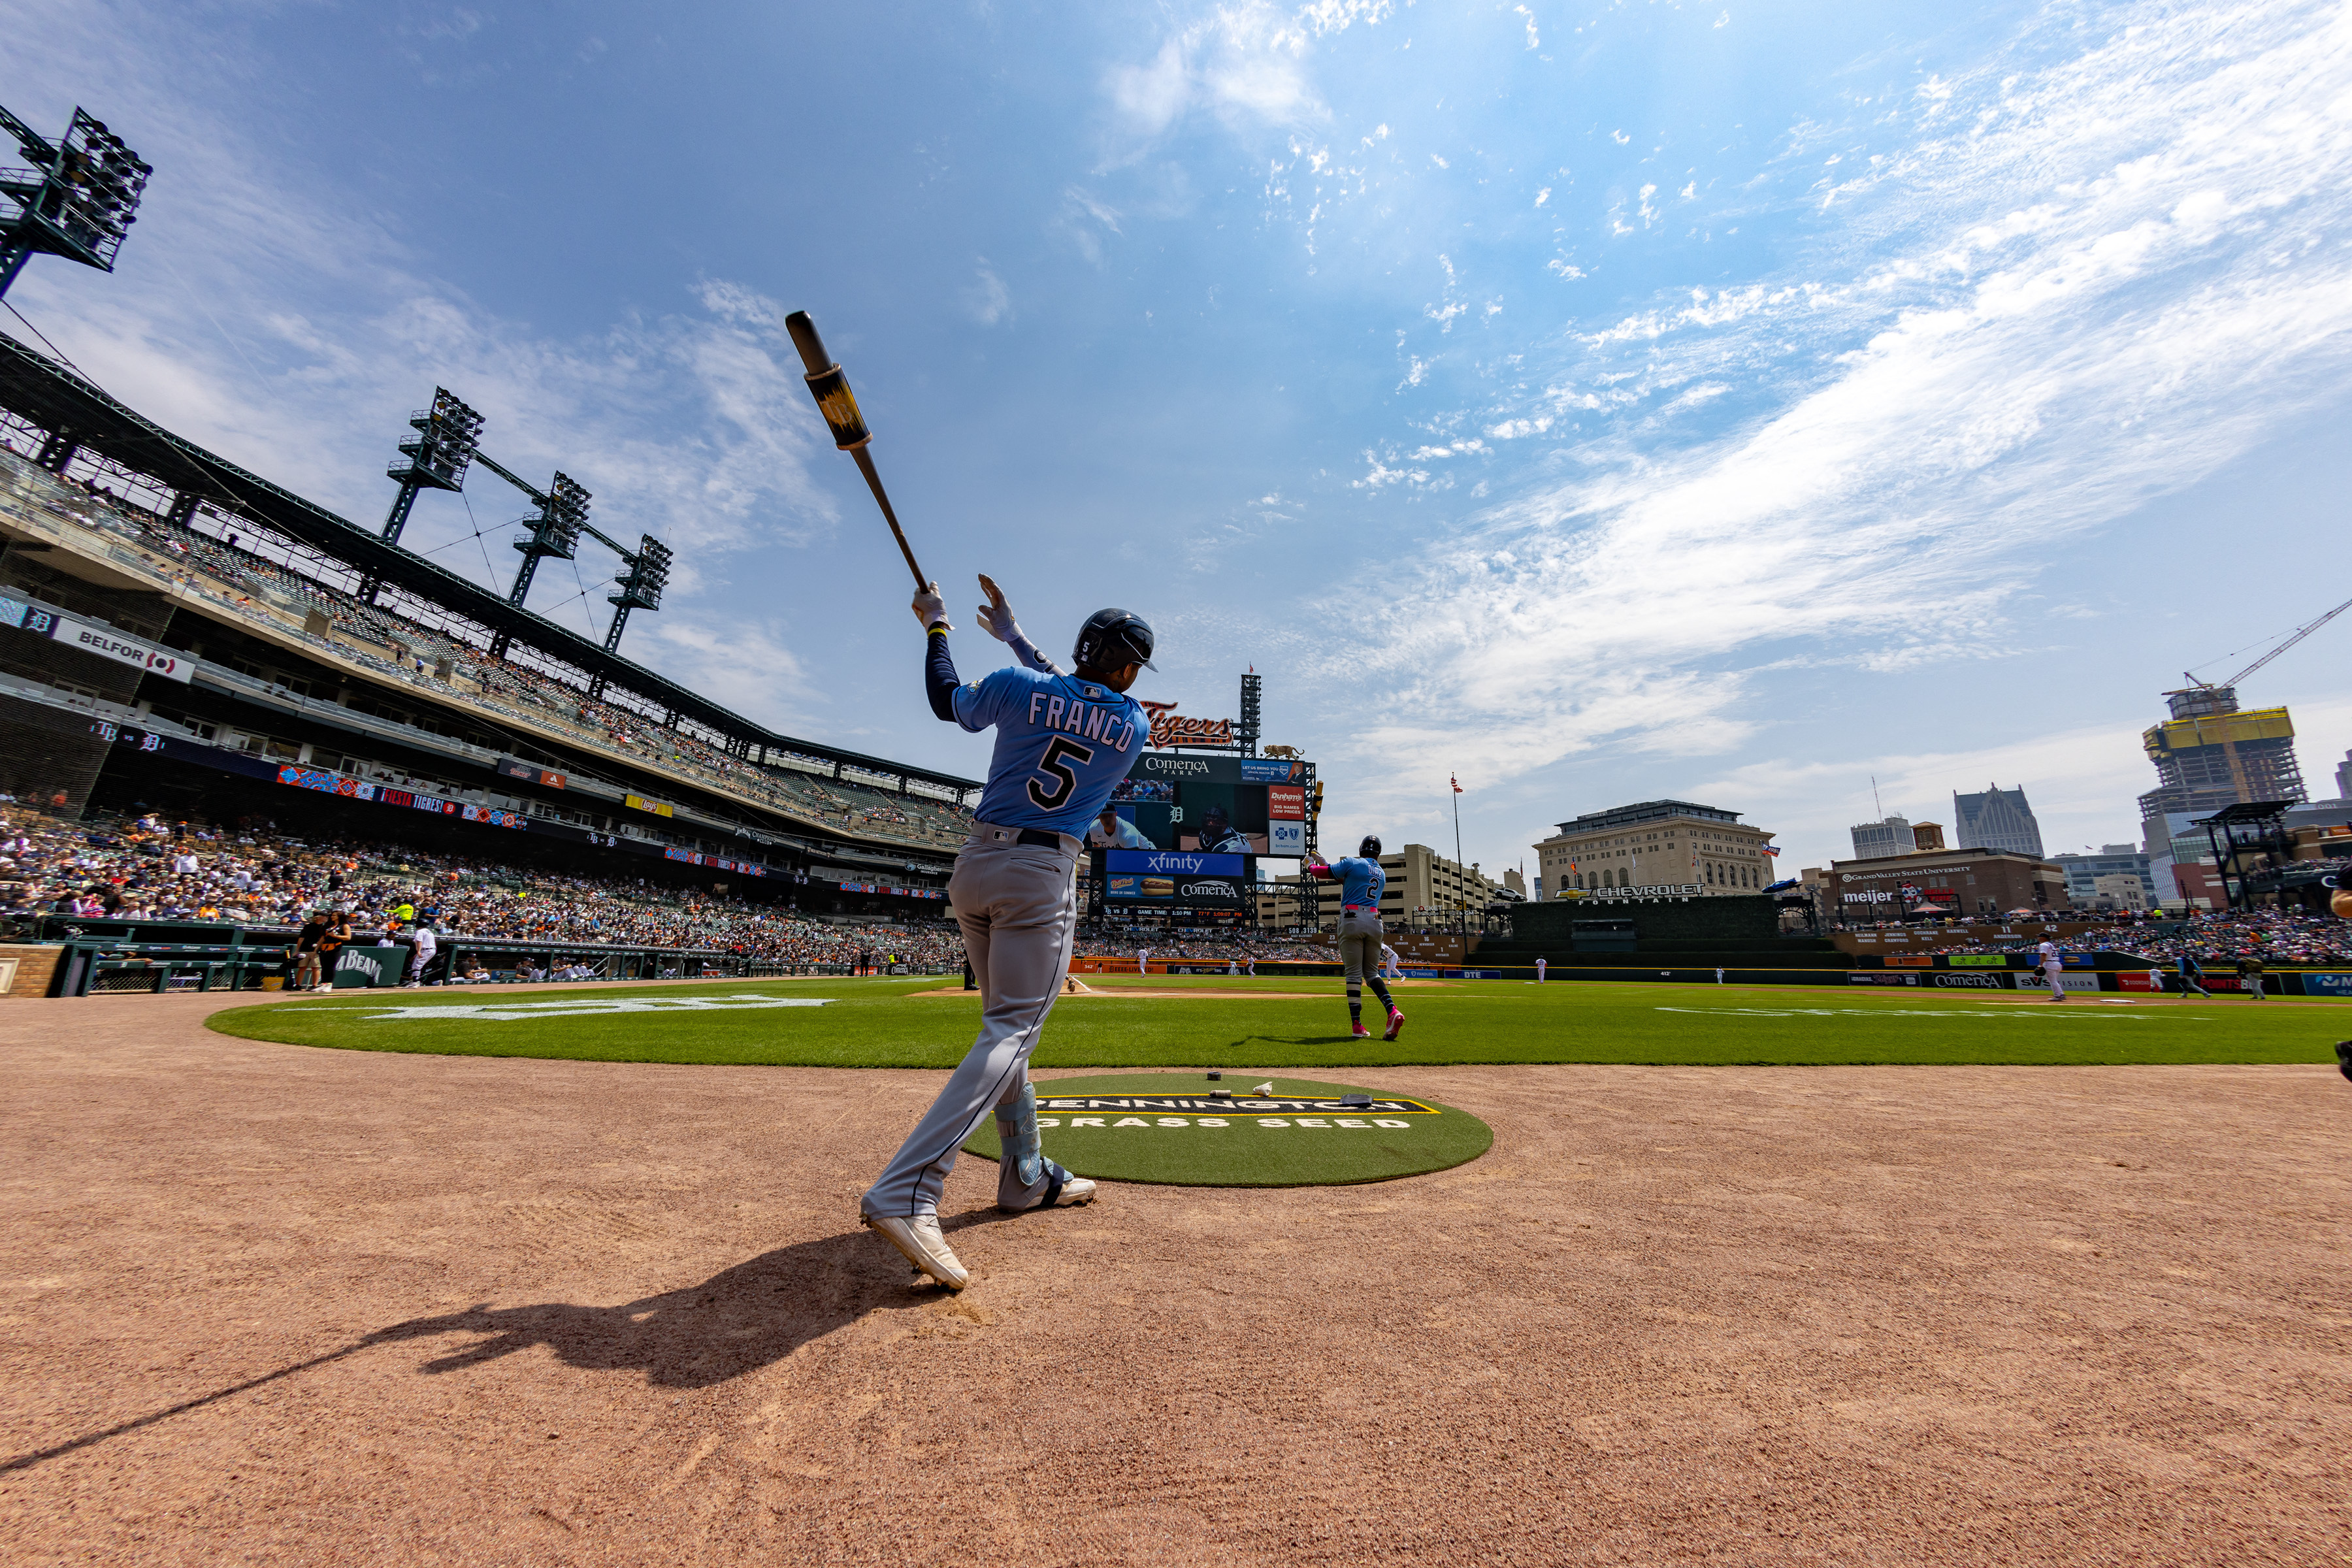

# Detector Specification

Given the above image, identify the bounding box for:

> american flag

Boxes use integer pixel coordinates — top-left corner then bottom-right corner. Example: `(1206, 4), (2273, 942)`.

(1450, 774), (1463, 794)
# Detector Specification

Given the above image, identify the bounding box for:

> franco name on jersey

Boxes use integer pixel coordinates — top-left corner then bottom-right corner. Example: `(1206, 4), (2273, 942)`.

(1023, 688), (1143, 751)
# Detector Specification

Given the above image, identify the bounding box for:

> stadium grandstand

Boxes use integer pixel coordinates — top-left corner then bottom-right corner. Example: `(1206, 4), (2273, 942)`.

(0, 331), (985, 933)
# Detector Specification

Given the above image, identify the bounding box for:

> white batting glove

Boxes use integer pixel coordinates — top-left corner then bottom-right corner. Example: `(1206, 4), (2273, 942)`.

(975, 573), (1021, 643)
(912, 582), (950, 630)
(977, 572), (1062, 673)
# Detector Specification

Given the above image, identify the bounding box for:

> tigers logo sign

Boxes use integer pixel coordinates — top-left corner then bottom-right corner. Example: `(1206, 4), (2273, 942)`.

(1137, 700), (1235, 749)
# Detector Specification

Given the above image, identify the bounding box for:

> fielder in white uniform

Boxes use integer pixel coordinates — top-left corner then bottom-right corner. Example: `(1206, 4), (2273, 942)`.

(860, 576), (1156, 1290)
(1379, 943), (1402, 980)
(2038, 938), (2066, 1000)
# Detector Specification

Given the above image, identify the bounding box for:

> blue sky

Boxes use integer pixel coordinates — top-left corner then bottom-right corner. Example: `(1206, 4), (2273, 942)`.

(7, 0), (2351, 880)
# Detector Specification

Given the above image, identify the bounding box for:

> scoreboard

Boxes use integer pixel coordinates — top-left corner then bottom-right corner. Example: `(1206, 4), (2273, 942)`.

(1093, 752), (1313, 909)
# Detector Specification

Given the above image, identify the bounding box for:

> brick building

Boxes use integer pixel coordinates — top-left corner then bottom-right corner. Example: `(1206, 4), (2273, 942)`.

(1817, 847), (2068, 922)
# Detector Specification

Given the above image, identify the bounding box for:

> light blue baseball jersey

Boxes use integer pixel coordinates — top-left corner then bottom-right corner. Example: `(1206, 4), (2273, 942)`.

(956, 665), (1149, 835)
(1329, 855), (1386, 911)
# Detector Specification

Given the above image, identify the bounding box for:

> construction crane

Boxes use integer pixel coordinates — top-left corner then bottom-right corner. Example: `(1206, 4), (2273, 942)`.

(2183, 593), (2352, 693)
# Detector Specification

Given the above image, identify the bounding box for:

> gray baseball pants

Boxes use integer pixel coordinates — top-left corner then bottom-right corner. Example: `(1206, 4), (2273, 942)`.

(1338, 911), (1394, 1023)
(861, 826), (1081, 1219)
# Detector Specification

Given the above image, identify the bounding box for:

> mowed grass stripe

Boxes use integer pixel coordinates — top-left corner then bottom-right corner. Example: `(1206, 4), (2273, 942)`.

(202, 976), (2350, 1068)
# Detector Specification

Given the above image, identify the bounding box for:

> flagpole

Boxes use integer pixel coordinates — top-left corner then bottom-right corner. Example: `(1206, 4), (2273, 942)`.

(1451, 775), (1465, 938)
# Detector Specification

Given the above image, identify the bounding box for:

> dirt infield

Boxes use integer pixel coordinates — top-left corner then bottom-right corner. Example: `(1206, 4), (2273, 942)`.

(4, 993), (2349, 1565)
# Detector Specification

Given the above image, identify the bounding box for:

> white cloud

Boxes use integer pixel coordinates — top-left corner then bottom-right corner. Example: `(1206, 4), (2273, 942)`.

(961, 261), (1013, 325)
(1305, 0), (2352, 817)
(1052, 186), (1125, 263)
(636, 617), (823, 730)
(1102, 0), (1392, 152)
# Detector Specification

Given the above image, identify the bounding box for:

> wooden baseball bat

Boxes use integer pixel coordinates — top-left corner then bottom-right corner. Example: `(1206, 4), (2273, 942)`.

(783, 310), (928, 589)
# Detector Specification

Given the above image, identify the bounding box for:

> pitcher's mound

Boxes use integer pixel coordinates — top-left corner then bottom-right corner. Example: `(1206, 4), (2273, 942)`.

(1062, 976), (1095, 995)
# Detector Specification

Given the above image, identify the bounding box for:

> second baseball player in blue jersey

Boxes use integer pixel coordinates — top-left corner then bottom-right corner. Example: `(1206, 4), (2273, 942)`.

(1327, 855), (1385, 911)
(954, 667), (1147, 833)
(1310, 837), (1403, 1041)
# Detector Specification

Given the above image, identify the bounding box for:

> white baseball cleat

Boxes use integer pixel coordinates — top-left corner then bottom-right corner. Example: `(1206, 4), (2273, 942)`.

(1048, 1173), (1097, 1207)
(863, 1213), (969, 1290)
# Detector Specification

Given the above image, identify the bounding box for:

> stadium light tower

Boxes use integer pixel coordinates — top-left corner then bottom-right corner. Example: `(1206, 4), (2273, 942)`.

(0, 103), (152, 301)
(603, 534), (671, 653)
(506, 470), (590, 606)
(1238, 669), (1262, 757)
(381, 387), (484, 543)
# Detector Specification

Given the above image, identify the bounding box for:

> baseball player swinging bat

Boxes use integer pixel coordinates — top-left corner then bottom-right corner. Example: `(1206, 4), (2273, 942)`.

(791, 318), (1166, 1291)
(858, 582), (1160, 1289)
(783, 309), (929, 589)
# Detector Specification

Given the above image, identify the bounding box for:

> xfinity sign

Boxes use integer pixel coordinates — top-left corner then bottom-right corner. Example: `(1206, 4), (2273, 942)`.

(1105, 849), (1248, 877)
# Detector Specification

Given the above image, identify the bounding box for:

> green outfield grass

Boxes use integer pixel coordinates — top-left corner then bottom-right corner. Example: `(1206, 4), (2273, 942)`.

(203, 973), (2351, 1069)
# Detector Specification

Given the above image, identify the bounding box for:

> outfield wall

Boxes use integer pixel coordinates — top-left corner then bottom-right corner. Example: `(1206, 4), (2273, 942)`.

(1069, 951), (2351, 996)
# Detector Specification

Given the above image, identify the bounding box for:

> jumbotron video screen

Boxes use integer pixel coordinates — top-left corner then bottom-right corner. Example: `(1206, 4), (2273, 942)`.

(1091, 753), (1310, 909)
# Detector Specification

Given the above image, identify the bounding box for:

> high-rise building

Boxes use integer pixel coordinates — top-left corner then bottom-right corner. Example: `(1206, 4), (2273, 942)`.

(2135, 686), (2309, 905)
(1952, 785), (2044, 858)
(1849, 813), (1912, 860)
(2335, 747), (2351, 803)
(2137, 685), (2306, 819)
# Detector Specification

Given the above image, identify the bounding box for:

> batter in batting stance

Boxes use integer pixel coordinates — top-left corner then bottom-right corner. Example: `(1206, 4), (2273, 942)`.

(860, 576), (1155, 1290)
(1307, 837), (1405, 1040)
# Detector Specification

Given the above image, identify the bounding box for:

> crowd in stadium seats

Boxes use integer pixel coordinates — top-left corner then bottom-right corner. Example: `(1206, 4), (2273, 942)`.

(0, 803), (964, 965)
(1, 449), (977, 855)
(0, 802), (1343, 968)
(2099, 908), (2352, 965)
(1919, 906), (2352, 964)
(1075, 928), (1337, 964)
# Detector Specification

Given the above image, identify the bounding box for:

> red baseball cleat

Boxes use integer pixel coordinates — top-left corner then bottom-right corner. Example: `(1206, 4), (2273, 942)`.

(1383, 1009), (1406, 1041)
(1350, 1024), (1373, 1039)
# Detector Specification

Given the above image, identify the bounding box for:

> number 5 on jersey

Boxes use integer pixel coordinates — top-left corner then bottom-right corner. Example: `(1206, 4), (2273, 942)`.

(1028, 737), (1096, 809)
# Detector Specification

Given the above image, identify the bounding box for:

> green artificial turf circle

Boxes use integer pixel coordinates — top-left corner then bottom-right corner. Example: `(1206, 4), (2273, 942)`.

(960, 1073), (1493, 1187)
(203, 972), (2349, 1069)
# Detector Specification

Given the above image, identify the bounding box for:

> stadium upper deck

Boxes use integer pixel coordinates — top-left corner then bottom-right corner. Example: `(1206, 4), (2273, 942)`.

(0, 335), (978, 902)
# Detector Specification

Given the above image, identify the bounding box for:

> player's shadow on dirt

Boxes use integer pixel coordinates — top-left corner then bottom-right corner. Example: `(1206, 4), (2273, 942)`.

(364, 1226), (939, 1390)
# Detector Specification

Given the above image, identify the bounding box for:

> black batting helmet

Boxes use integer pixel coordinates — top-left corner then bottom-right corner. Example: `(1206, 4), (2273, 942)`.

(1359, 834), (1382, 857)
(1073, 608), (1156, 673)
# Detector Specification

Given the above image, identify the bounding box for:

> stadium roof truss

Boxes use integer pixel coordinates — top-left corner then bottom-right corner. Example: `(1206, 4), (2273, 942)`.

(0, 334), (977, 796)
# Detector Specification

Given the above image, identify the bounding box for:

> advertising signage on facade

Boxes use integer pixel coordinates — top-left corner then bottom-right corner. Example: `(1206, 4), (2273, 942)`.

(1132, 753), (1313, 786)
(1105, 872), (1247, 905)
(3, 596), (195, 683)
(277, 763), (530, 830)
(1104, 849), (1249, 877)
(496, 757), (567, 789)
